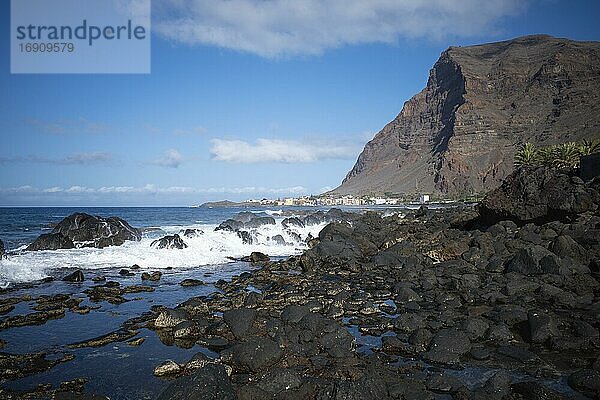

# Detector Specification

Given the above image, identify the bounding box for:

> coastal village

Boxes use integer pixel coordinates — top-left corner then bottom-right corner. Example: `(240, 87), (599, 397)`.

(237, 193), (431, 207)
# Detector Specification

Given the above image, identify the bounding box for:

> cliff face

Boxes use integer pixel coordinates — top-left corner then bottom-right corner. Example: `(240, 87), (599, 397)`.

(333, 35), (600, 196)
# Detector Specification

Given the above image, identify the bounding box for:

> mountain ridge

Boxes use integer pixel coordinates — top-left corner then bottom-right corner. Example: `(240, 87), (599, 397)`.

(332, 35), (600, 197)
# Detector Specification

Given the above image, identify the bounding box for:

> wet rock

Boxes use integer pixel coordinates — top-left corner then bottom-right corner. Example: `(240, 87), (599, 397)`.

(26, 233), (75, 251)
(282, 217), (305, 229)
(151, 234), (187, 249)
(221, 337), (282, 372)
(29, 213), (140, 250)
(0, 239), (5, 258)
(270, 234), (287, 245)
(568, 369), (600, 397)
(0, 308), (65, 330)
(0, 351), (74, 379)
(180, 278), (204, 287)
(141, 271), (162, 281)
(496, 345), (537, 363)
(240, 252), (270, 264)
(155, 308), (190, 329)
(157, 364), (235, 400)
(153, 360), (181, 377)
(237, 230), (254, 244)
(62, 270), (84, 283)
(173, 321), (201, 339)
(425, 329), (471, 365)
(119, 269), (134, 276)
(223, 308), (256, 338)
(244, 216), (276, 229)
(216, 219), (244, 232)
(67, 329), (138, 348)
(180, 228), (202, 238)
(393, 313), (426, 333)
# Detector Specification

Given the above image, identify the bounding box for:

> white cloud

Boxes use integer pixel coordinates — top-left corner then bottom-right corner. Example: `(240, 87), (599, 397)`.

(151, 149), (185, 168)
(153, 0), (526, 57)
(210, 138), (357, 163)
(1, 184), (308, 196)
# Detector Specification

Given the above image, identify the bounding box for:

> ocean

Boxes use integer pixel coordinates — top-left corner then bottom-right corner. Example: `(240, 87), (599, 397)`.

(0, 206), (328, 287)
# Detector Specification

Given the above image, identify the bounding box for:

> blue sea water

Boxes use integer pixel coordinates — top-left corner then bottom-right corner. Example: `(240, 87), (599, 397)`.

(0, 206), (328, 287)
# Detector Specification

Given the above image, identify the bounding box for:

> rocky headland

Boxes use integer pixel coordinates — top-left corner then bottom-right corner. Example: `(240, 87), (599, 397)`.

(333, 35), (600, 197)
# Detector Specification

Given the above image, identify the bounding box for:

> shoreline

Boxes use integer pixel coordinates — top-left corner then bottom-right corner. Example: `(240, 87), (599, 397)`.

(1, 168), (599, 399)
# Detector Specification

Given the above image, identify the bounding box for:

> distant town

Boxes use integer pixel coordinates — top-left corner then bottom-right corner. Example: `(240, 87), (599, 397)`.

(198, 194), (438, 208)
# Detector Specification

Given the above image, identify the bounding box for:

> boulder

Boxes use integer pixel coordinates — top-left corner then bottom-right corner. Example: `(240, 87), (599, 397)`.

(180, 228), (202, 238)
(270, 234), (287, 245)
(155, 308), (190, 329)
(282, 217), (304, 229)
(151, 234), (187, 249)
(141, 271), (162, 281)
(244, 216), (276, 229)
(505, 246), (561, 275)
(240, 252), (270, 264)
(157, 364), (235, 400)
(153, 360), (181, 377)
(26, 233), (75, 251)
(62, 270), (84, 283)
(54, 213), (140, 248)
(425, 329), (471, 365)
(215, 219), (244, 232)
(223, 308), (256, 338)
(233, 211), (256, 223)
(221, 337), (282, 372)
(479, 167), (597, 223)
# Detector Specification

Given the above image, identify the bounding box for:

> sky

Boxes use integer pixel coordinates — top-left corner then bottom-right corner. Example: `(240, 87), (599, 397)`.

(1, 0), (599, 207)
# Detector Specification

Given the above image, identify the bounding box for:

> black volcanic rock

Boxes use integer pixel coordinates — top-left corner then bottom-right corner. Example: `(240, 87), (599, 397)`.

(151, 234), (187, 249)
(0, 239), (5, 258)
(333, 35), (600, 196)
(479, 166), (598, 223)
(62, 270), (85, 283)
(27, 213), (141, 251)
(27, 233), (75, 251)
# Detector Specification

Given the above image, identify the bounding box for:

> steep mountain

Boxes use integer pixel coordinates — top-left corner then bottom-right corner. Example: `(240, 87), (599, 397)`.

(333, 35), (600, 197)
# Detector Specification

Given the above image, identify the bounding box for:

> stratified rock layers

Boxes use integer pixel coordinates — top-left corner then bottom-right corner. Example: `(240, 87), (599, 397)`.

(334, 35), (600, 196)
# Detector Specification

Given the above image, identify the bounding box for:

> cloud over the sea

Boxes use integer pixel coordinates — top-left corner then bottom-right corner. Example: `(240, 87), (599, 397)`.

(0, 152), (113, 166)
(150, 149), (185, 168)
(210, 138), (357, 163)
(154, 0), (525, 57)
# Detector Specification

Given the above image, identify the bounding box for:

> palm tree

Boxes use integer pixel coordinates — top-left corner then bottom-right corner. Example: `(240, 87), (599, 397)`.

(514, 142), (538, 167)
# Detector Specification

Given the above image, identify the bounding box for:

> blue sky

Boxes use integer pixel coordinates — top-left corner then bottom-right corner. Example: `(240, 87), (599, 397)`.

(1, 0), (599, 206)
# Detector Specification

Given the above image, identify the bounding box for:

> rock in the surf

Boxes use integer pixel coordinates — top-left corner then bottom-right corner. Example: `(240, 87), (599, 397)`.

(0, 239), (5, 258)
(26, 233), (75, 251)
(151, 234), (187, 249)
(27, 213), (141, 251)
(62, 270), (84, 283)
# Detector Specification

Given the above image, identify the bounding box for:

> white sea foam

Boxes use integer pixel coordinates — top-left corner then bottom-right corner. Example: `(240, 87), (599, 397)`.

(0, 220), (326, 287)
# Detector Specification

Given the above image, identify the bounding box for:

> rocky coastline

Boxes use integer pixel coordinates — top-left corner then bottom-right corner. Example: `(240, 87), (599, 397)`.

(1, 166), (599, 399)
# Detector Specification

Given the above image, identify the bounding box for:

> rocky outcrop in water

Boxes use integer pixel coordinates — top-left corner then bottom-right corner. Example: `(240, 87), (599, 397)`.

(334, 35), (600, 196)
(26, 233), (75, 251)
(0, 239), (5, 258)
(151, 234), (187, 249)
(27, 213), (141, 251)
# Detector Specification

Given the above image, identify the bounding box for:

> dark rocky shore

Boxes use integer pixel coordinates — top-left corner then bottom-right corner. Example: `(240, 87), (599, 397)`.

(1, 166), (599, 399)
